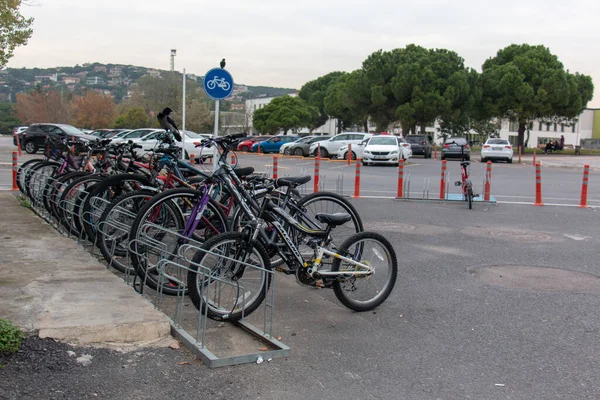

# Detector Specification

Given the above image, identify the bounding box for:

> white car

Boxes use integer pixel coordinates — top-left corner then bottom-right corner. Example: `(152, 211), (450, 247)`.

(136, 130), (215, 160)
(481, 138), (513, 163)
(361, 136), (412, 166)
(308, 132), (372, 158)
(336, 136), (412, 161)
(110, 128), (162, 144)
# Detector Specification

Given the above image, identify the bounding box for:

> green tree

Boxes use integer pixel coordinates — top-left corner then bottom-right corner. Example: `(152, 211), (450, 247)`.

(252, 95), (312, 135)
(299, 72), (345, 131)
(185, 99), (212, 133)
(480, 44), (594, 148)
(0, 102), (20, 134)
(323, 71), (370, 132)
(114, 107), (149, 129)
(0, 0), (33, 69)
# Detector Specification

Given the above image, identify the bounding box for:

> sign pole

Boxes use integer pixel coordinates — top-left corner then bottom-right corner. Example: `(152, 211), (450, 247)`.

(182, 68), (186, 161)
(213, 99), (220, 171)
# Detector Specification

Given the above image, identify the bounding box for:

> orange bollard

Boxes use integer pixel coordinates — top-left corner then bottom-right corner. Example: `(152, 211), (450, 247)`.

(433, 144), (437, 160)
(11, 151), (18, 191)
(579, 164), (590, 208)
(439, 160), (447, 199)
(273, 155), (278, 180)
(532, 147), (536, 167)
(352, 159), (361, 198)
(231, 153), (237, 164)
(484, 161), (492, 201)
(534, 162), (544, 206)
(518, 146), (522, 164)
(397, 159), (404, 198)
(317, 143), (321, 160)
(314, 155), (320, 192)
(13, 132), (22, 157)
(347, 143), (352, 166)
(189, 154), (195, 164)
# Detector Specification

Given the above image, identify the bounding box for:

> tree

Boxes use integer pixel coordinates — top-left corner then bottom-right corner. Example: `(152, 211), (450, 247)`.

(185, 99), (212, 133)
(480, 44), (594, 148)
(0, 102), (19, 134)
(324, 71), (370, 132)
(70, 91), (116, 128)
(252, 95), (312, 135)
(0, 0), (33, 69)
(299, 72), (344, 131)
(14, 89), (69, 124)
(114, 107), (149, 129)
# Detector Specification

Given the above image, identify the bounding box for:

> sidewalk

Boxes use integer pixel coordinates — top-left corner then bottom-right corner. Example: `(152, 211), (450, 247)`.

(518, 154), (600, 170)
(0, 193), (171, 347)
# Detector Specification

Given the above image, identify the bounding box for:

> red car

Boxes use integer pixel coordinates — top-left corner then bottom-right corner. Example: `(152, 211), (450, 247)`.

(236, 135), (272, 152)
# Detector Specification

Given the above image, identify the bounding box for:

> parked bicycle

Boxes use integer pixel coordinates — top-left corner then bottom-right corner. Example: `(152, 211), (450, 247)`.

(449, 140), (478, 209)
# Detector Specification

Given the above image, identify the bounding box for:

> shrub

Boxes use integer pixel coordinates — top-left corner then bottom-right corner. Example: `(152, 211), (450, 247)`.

(0, 319), (24, 353)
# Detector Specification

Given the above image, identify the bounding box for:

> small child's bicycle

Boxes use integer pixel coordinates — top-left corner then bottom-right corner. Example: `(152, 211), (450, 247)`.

(449, 140), (478, 209)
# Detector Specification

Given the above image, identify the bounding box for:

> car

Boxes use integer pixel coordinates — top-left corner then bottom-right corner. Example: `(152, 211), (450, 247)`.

(441, 137), (470, 160)
(361, 135), (411, 166)
(236, 135), (272, 152)
(481, 138), (513, 163)
(90, 129), (113, 138)
(251, 135), (298, 153)
(135, 130), (215, 160)
(109, 128), (162, 144)
(287, 135), (332, 157)
(12, 126), (28, 146)
(308, 132), (372, 158)
(18, 123), (97, 154)
(279, 136), (309, 155)
(405, 134), (433, 158)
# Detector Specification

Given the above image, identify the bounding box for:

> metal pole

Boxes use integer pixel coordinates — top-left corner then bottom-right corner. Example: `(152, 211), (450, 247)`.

(212, 100), (220, 171)
(182, 68), (186, 161)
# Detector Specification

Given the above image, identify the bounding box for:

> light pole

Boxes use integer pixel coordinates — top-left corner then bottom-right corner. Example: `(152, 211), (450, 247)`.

(170, 49), (176, 72)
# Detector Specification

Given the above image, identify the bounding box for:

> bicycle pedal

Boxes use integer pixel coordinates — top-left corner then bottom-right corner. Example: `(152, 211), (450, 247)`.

(454, 181), (462, 186)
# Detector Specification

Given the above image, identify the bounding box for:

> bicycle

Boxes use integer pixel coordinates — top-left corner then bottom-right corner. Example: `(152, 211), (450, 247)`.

(186, 182), (398, 322)
(450, 140), (478, 209)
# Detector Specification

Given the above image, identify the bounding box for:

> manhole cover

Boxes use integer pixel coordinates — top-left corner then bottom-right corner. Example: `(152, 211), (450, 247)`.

(463, 227), (560, 243)
(365, 222), (415, 232)
(472, 265), (600, 292)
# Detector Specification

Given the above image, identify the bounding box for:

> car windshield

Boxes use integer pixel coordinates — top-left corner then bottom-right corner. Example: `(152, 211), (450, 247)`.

(59, 125), (85, 135)
(369, 137), (397, 145)
(309, 136), (330, 143)
(487, 139), (509, 145)
(446, 138), (467, 145)
(183, 131), (207, 138)
(125, 130), (153, 138)
(406, 136), (425, 143)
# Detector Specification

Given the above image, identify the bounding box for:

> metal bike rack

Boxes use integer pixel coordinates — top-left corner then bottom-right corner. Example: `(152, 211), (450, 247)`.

(128, 222), (289, 368)
(335, 171), (344, 196)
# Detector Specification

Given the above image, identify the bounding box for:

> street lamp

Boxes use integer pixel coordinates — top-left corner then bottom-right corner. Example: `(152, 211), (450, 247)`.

(170, 49), (176, 72)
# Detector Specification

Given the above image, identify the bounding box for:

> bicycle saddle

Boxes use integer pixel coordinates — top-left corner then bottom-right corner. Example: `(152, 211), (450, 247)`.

(233, 166), (255, 177)
(275, 176), (311, 188)
(315, 213), (352, 227)
(460, 161), (470, 167)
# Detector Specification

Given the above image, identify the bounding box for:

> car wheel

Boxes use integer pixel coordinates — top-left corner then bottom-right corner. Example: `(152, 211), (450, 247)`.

(361, 160), (367, 166)
(466, 155), (470, 161)
(481, 157), (486, 163)
(260, 146), (265, 153)
(319, 148), (329, 158)
(240, 145), (249, 152)
(507, 158), (513, 164)
(294, 148), (304, 156)
(284, 148), (291, 155)
(440, 155), (445, 161)
(24, 141), (38, 154)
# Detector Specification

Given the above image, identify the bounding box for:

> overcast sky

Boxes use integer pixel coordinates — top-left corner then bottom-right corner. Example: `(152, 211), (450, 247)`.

(8, 0), (600, 107)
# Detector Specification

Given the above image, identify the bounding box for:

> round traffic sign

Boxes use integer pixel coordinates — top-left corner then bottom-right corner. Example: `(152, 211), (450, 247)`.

(203, 68), (234, 100)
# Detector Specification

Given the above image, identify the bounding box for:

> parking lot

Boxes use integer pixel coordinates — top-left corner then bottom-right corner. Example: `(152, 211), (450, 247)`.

(2, 135), (600, 399)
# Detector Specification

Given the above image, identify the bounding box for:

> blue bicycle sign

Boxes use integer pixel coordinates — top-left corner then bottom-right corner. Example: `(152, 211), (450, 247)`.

(203, 68), (234, 100)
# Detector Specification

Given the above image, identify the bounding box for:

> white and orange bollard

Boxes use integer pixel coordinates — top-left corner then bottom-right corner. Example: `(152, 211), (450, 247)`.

(12, 151), (18, 191)
(533, 147), (537, 167)
(231, 153), (237, 164)
(189, 154), (195, 164)
(313, 154), (320, 193)
(273, 155), (279, 180)
(439, 160), (447, 199)
(397, 159), (404, 198)
(534, 162), (543, 206)
(484, 161), (492, 201)
(579, 164), (590, 208)
(347, 144), (352, 166)
(352, 159), (361, 198)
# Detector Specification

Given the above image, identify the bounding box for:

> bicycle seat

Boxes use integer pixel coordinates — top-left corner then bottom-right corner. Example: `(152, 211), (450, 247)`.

(315, 213), (352, 227)
(233, 166), (255, 177)
(275, 175), (311, 188)
(460, 161), (470, 167)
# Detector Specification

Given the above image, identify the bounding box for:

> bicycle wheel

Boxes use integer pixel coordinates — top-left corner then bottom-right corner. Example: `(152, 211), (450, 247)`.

(25, 161), (61, 203)
(331, 232), (397, 312)
(128, 187), (228, 295)
(59, 174), (108, 236)
(187, 232), (272, 322)
(17, 158), (45, 194)
(466, 180), (473, 210)
(44, 171), (89, 218)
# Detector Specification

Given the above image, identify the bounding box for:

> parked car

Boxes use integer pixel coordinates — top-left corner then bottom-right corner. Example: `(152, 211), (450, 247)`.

(90, 129), (113, 138)
(287, 135), (332, 157)
(12, 126), (28, 146)
(251, 136), (298, 153)
(405, 134), (433, 158)
(361, 136), (411, 166)
(19, 123), (96, 154)
(308, 132), (372, 158)
(481, 138), (513, 163)
(441, 137), (470, 160)
(236, 135), (272, 152)
(110, 128), (162, 144)
(135, 130), (215, 160)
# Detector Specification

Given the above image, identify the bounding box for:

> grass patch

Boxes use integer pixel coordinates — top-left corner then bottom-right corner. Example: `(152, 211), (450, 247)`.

(16, 194), (31, 209)
(0, 318), (24, 355)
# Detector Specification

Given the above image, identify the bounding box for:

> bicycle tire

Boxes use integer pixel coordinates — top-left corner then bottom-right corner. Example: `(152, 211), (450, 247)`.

(331, 231), (398, 312)
(17, 158), (45, 194)
(44, 171), (89, 218)
(25, 161), (61, 203)
(59, 174), (108, 236)
(187, 231), (272, 322)
(128, 187), (228, 295)
(466, 180), (473, 210)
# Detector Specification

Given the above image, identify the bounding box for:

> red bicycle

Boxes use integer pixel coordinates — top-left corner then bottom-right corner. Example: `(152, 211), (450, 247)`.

(450, 140), (477, 209)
